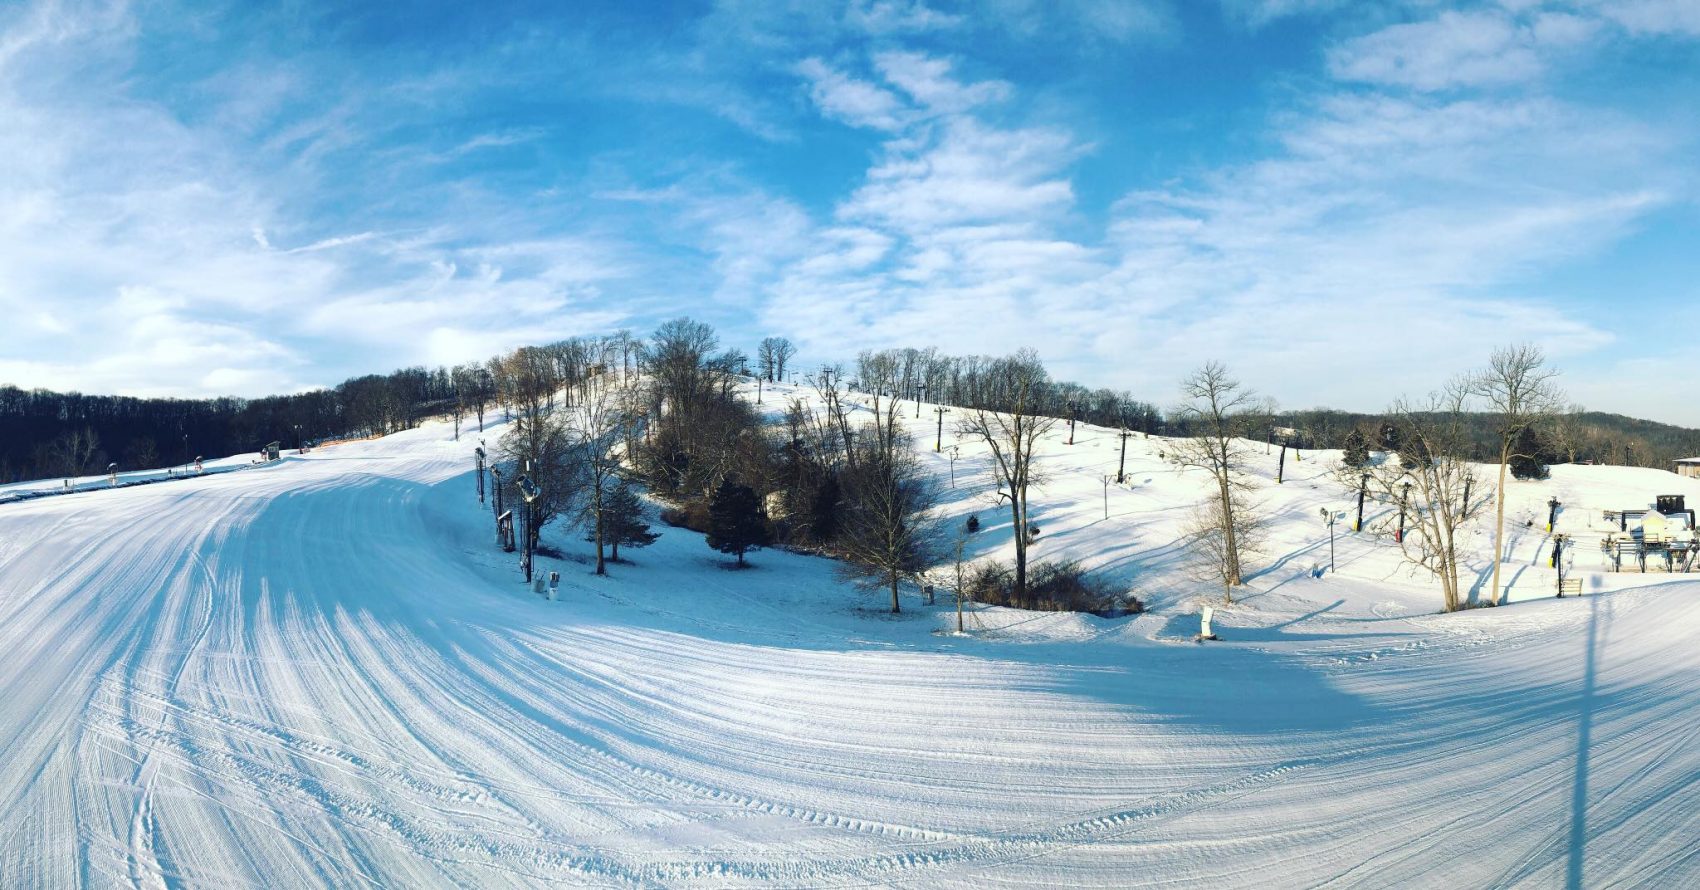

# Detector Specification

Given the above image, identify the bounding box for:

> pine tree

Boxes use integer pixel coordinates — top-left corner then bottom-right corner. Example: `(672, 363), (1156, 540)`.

(706, 478), (770, 566)
(1509, 425), (1552, 480)
(586, 480), (659, 563)
(807, 473), (842, 544)
(1341, 427), (1370, 469)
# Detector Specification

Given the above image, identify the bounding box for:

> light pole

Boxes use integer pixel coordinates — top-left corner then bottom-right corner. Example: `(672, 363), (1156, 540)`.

(475, 446), (486, 505)
(1067, 400), (1077, 445)
(293, 423), (302, 452)
(948, 446), (960, 489)
(916, 383), (925, 419)
(934, 405), (947, 452)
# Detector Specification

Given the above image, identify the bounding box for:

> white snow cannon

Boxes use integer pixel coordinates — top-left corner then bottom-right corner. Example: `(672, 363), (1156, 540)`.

(1196, 606), (1218, 642)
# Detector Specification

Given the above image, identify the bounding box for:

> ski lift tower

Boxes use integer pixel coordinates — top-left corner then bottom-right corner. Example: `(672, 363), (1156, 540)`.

(517, 474), (543, 585)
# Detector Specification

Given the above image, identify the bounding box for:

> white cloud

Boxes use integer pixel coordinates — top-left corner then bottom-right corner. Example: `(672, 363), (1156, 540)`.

(1330, 10), (1551, 91)
(796, 58), (908, 130)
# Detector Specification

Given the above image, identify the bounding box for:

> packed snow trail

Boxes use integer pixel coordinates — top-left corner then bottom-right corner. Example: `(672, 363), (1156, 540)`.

(1, 417), (1697, 887)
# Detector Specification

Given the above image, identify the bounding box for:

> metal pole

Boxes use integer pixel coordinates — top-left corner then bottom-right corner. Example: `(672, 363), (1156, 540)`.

(935, 406), (945, 452)
(1329, 515), (1336, 573)
(1396, 482), (1411, 543)
(1067, 401), (1076, 445)
(1277, 442), (1287, 484)
(1103, 476), (1108, 520)
(1356, 474), (1368, 531)
(1117, 429), (1129, 484)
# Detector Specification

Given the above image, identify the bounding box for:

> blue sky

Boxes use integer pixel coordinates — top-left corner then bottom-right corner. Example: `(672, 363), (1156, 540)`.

(2, 0), (1697, 424)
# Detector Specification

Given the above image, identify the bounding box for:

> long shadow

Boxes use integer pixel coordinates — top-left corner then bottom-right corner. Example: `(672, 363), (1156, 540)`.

(1567, 595), (1605, 890)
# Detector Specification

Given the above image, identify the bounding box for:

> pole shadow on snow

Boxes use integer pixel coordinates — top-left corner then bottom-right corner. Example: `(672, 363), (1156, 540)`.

(1566, 595), (1604, 890)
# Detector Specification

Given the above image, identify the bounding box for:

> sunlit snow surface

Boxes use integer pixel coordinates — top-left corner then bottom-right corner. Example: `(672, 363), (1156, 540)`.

(2, 382), (1696, 887)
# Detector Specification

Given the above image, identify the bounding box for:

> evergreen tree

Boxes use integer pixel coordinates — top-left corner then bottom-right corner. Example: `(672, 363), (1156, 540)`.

(706, 478), (770, 566)
(806, 473), (842, 543)
(586, 480), (660, 562)
(1341, 427), (1370, 469)
(1510, 425), (1553, 480)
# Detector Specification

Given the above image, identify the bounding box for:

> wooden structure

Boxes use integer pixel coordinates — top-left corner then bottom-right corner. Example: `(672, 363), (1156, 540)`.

(1676, 457), (1700, 479)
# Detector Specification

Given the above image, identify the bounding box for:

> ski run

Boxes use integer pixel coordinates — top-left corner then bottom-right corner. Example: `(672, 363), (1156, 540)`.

(2, 379), (1697, 888)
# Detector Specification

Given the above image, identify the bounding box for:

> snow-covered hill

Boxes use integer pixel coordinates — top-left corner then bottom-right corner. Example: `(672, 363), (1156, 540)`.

(1, 381), (1696, 887)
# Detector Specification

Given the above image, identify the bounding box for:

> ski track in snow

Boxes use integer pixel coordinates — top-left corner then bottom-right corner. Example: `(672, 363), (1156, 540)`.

(2, 384), (1698, 887)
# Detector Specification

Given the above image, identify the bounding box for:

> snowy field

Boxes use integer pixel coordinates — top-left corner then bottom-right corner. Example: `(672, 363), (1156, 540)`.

(1, 381), (1697, 887)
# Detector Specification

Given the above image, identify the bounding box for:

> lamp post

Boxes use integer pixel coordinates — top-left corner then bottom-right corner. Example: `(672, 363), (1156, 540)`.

(293, 423), (303, 452)
(1067, 400), (1078, 445)
(182, 434), (190, 475)
(916, 383), (925, 419)
(1117, 427), (1131, 484)
(1547, 496), (1561, 533)
(934, 405), (947, 452)
(948, 445), (960, 489)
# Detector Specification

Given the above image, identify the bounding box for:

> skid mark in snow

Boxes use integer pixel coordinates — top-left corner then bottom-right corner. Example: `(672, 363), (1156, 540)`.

(3, 406), (1698, 888)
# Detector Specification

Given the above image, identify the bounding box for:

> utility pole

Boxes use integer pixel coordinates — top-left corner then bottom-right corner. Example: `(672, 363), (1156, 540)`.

(491, 465), (504, 541)
(1067, 400), (1077, 445)
(1355, 473), (1368, 532)
(1547, 497), (1561, 533)
(948, 446), (959, 489)
(475, 446), (486, 505)
(518, 475), (542, 584)
(934, 406), (946, 452)
(1277, 440), (1288, 484)
(916, 383), (925, 419)
(1396, 481), (1411, 543)
(1117, 428), (1131, 484)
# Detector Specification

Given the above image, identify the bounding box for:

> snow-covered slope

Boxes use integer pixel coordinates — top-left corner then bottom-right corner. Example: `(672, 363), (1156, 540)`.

(1, 385), (1696, 887)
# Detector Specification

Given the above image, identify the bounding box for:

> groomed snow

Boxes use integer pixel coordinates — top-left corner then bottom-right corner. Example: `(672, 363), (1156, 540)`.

(1, 381), (1696, 887)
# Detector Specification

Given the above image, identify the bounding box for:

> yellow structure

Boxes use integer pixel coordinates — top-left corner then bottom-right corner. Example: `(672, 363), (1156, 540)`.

(1677, 458), (1700, 479)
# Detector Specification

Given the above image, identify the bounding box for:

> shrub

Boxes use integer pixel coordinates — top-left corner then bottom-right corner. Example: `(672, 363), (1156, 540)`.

(659, 499), (712, 534)
(962, 559), (1138, 615)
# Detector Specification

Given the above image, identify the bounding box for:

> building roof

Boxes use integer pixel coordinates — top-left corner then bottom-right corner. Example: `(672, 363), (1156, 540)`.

(1678, 457), (1700, 464)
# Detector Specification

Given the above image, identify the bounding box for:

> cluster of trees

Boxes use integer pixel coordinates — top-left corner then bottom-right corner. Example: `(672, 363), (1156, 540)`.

(1334, 345), (1567, 611)
(848, 347), (1165, 434)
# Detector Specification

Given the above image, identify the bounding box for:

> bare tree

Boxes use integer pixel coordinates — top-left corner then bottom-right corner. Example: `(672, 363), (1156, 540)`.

(1348, 382), (1482, 612)
(838, 415), (937, 612)
(957, 350), (1057, 596)
(1170, 362), (1263, 601)
(1182, 489), (1267, 604)
(570, 367), (631, 575)
(1472, 344), (1564, 606)
(759, 336), (797, 382)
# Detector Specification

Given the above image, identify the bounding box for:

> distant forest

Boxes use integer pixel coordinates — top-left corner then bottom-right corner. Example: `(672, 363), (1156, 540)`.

(3, 336), (1698, 484)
